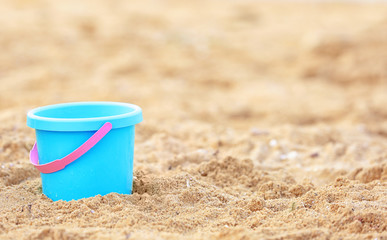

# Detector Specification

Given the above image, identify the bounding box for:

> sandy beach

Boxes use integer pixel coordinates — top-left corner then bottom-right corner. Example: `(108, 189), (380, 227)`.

(0, 0), (386, 239)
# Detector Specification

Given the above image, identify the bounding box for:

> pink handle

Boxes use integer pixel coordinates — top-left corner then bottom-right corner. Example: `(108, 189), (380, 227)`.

(30, 122), (113, 174)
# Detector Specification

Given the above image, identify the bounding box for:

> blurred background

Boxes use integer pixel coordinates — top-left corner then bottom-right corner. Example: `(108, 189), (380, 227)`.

(0, 0), (386, 129)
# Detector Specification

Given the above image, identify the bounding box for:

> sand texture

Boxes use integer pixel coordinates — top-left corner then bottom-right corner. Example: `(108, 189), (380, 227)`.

(0, 0), (387, 239)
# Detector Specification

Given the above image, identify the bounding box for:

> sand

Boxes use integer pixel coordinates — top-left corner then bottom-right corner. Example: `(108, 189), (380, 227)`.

(0, 0), (387, 239)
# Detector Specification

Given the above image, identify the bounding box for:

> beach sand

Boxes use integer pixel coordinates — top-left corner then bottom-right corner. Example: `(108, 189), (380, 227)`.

(0, 0), (386, 239)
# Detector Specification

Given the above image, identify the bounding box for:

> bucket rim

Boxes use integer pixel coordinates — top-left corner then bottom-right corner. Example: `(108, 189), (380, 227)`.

(27, 101), (142, 131)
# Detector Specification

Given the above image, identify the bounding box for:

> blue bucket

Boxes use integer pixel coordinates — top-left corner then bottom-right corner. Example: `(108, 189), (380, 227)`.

(27, 102), (143, 201)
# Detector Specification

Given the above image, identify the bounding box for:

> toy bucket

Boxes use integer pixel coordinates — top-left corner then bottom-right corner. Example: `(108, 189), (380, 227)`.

(27, 102), (142, 201)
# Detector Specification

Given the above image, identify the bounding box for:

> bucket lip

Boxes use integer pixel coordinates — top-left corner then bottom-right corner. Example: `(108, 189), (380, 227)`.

(27, 101), (143, 131)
